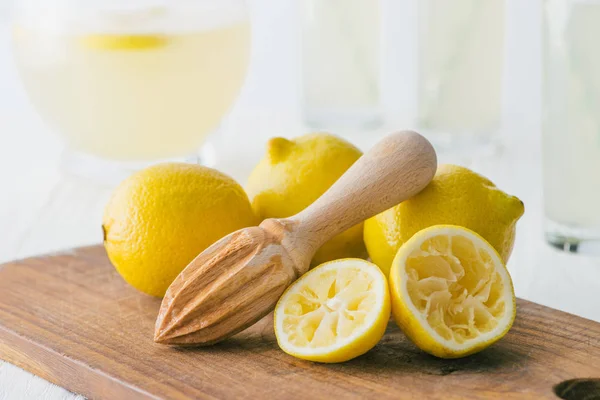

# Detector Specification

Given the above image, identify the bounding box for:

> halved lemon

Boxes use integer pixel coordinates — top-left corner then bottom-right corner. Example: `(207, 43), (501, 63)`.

(274, 259), (390, 363)
(389, 225), (516, 358)
(79, 34), (169, 51)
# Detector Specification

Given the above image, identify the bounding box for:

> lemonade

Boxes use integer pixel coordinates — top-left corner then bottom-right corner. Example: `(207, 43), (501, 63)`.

(300, 0), (382, 128)
(417, 0), (504, 147)
(543, 0), (600, 250)
(12, 2), (250, 161)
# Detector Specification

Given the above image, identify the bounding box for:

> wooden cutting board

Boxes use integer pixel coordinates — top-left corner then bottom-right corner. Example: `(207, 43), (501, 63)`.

(0, 246), (599, 400)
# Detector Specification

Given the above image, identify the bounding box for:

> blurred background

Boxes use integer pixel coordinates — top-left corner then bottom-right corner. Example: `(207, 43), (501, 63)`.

(0, 0), (598, 322)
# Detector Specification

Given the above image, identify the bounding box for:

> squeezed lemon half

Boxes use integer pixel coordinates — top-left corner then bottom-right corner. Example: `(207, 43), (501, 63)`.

(389, 225), (516, 358)
(274, 259), (390, 363)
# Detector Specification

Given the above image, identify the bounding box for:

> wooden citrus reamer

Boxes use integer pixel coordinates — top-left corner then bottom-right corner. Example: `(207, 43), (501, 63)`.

(155, 131), (437, 345)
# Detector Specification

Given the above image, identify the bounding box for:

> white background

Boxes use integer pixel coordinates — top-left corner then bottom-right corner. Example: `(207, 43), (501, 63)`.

(1, 1), (599, 399)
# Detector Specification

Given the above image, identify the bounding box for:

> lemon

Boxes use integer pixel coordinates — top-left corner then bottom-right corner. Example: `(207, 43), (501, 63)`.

(247, 133), (366, 266)
(103, 163), (257, 297)
(389, 225), (516, 358)
(80, 34), (168, 51)
(364, 164), (524, 275)
(274, 259), (390, 363)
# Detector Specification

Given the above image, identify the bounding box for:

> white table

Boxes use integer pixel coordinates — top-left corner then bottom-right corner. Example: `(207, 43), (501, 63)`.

(2, 2), (600, 397)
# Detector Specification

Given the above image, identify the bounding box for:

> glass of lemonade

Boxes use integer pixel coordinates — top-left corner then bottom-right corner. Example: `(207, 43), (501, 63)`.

(543, 0), (600, 254)
(299, 0), (382, 130)
(12, 0), (250, 180)
(416, 0), (505, 153)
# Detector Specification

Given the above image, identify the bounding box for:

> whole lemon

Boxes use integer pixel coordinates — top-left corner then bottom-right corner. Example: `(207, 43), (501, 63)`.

(364, 164), (524, 275)
(247, 133), (366, 266)
(103, 163), (257, 297)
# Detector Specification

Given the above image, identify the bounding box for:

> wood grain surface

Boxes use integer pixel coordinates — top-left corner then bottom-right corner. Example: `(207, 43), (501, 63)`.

(0, 246), (599, 400)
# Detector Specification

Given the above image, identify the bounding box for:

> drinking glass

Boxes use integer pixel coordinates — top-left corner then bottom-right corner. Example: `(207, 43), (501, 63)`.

(415, 0), (505, 153)
(299, 0), (382, 130)
(543, 0), (600, 254)
(12, 0), (250, 181)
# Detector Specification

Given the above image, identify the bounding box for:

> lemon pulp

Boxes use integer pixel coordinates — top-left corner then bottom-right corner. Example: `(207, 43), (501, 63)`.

(391, 225), (515, 358)
(275, 259), (389, 363)
(406, 233), (507, 344)
(283, 268), (376, 347)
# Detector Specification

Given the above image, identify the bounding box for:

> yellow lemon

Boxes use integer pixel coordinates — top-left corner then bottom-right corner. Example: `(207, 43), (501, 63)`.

(103, 163), (257, 297)
(247, 133), (366, 266)
(80, 34), (169, 51)
(389, 225), (516, 358)
(274, 259), (390, 363)
(364, 164), (524, 275)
